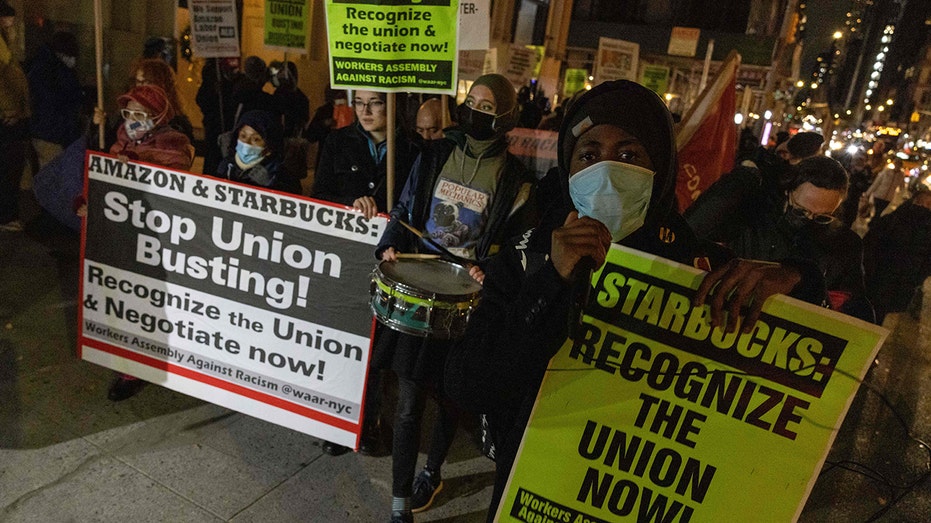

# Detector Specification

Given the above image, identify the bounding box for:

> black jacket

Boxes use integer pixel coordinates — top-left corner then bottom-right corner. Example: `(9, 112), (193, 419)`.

(685, 163), (863, 315)
(311, 122), (415, 213)
(863, 201), (931, 321)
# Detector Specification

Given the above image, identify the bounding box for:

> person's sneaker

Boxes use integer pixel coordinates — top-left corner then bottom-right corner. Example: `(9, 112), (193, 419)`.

(107, 375), (146, 401)
(389, 509), (413, 523)
(321, 440), (350, 456)
(359, 420), (381, 456)
(411, 468), (443, 513)
(0, 220), (24, 232)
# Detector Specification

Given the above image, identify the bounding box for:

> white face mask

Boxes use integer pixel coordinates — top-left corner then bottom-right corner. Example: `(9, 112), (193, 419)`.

(57, 53), (76, 69)
(124, 118), (155, 141)
(568, 161), (654, 242)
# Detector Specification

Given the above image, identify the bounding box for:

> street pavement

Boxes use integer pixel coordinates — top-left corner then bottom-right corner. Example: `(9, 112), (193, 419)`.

(2, 189), (930, 522)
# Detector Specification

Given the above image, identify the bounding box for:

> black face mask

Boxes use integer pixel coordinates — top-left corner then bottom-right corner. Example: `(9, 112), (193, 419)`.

(457, 104), (497, 140)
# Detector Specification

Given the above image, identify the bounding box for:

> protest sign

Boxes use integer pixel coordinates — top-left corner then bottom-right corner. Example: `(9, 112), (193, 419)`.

(458, 0), (489, 51)
(563, 68), (588, 99)
(506, 128), (557, 180)
(641, 64), (670, 96)
(594, 37), (639, 85)
(79, 153), (385, 448)
(458, 49), (488, 81)
(264, 0), (310, 53)
(498, 246), (887, 522)
(190, 0), (241, 58)
(325, 0), (460, 94)
(668, 26), (701, 57)
(500, 44), (538, 89)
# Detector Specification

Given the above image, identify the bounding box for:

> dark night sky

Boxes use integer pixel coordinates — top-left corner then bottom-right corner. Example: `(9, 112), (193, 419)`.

(800, 0), (853, 79)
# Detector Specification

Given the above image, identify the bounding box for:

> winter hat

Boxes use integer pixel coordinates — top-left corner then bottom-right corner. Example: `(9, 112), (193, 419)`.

(243, 55), (268, 85)
(118, 84), (174, 125)
(236, 110), (284, 154)
(0, 2), (15, 17)
(786, 132), (824, 159)
(558, 80), (678, 216)
(50, 31), (79, 58)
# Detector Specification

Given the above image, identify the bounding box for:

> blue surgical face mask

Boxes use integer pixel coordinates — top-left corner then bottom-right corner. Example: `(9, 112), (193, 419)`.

(568, 161), (654, 242)
(124, 118), (155, 141)
(236, 140), (264, 164)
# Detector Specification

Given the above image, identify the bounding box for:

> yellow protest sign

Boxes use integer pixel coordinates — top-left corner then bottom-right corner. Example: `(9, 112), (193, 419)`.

(498, 246), (887, 522)
(325, 0), (460, 94)
(264, 0), (310, 53)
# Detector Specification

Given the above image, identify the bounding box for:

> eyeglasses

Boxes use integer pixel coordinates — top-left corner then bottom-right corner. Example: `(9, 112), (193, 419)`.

(120, 108), (150, 121)
(787, 194), (836, 224)
(352, 100), (386, 112)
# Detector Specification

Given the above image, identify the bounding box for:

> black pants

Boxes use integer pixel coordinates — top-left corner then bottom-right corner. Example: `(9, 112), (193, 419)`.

(392, 374), (459, 497)
(0, 138), (28, 224)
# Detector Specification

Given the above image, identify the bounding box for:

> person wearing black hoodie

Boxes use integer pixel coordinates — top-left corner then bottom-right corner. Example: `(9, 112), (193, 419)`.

(375, 73), (541, 523)
(443, 80), (826, 521)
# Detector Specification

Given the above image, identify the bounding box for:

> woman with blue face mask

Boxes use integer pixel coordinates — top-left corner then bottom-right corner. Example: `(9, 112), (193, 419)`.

(215, 109), (301, 194)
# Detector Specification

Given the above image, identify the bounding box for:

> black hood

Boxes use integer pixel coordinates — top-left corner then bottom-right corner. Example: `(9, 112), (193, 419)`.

(557, 80), (678, 225)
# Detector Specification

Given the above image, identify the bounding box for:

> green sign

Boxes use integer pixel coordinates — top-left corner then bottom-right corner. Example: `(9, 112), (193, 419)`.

(325, 0), (460, 94)
(563, 68), (588, 99)
(264, 0), (310, 52)
(641, 64), (671, 95)
(498, 245), (886, 522)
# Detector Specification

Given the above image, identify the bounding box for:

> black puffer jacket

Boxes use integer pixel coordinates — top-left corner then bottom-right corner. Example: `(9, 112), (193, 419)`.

(311, 122), (415, 212)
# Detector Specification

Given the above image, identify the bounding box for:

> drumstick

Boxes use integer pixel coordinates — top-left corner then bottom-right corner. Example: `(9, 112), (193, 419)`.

(396, 253), (441, 259)
(394, 219), (474, 266)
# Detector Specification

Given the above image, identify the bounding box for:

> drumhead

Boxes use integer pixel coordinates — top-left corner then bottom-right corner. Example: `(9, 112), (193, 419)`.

(378, 259), (482, 298)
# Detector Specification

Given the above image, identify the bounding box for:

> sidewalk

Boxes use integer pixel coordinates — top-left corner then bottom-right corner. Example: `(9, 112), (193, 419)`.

(2, 190), (931, 522)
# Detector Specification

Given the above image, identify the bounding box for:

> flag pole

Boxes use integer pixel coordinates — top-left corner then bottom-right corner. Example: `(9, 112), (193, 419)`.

(386, 92), (396, 211)
(93, 0), (105, 150)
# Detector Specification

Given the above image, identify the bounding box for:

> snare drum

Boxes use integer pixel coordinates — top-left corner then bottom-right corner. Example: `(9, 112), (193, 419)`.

(371, 259), (482, 339)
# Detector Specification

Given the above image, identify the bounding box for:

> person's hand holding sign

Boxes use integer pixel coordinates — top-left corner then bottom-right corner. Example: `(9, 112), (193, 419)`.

(352, 196), (379, 219)
(693, 258), (802, 334)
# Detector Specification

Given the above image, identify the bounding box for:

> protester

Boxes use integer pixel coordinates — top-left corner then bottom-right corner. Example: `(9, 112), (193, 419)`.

(268, 60), (309, 139)
(443, 80), (826, 520)
(27, 30), (83, 169)
(687, 153), (870, 320)
(414, 97), (444, 142)
(841, 153), (873, 228)
(108, 84), (193, 170)
(215, 109), (300, 194)
(229, 55), (280, 126)
(196, 57), (239, 176)
(863, 188), (931, 323)
(775, 131), (823, 164)
(864, 157), (905, 219)
(0, 0), (30, 232)
(100, 84), (194, 400)
(305, 87), (352, 168)
(268, 60), (310, 187)
(142, 36), (171, 63)
(310, 89), (416, 459)
(127, 58), (194, 141)
(312, 89), (415, 219)
(375, 73), (541, 523)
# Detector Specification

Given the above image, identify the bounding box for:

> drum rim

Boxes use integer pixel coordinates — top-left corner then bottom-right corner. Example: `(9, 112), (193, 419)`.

(373, 259), (481, 300)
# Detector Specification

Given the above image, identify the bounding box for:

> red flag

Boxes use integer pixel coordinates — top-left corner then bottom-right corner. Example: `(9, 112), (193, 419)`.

(675, 51), (740, 211)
